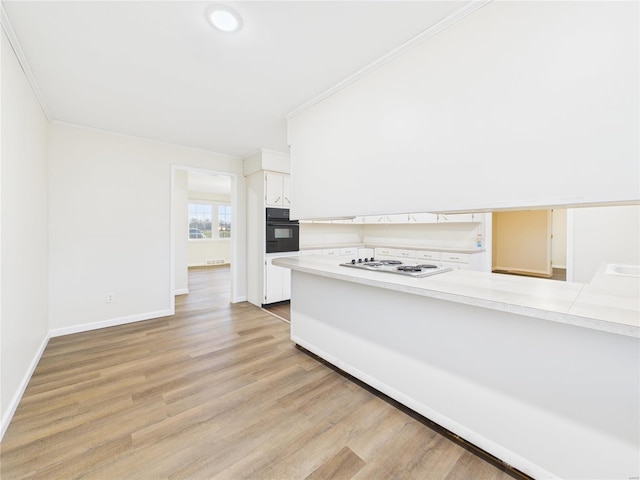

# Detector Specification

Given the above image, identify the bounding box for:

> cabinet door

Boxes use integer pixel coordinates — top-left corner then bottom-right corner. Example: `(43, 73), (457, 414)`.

(375, 247), (396, 259)
(363, 215), (387, 224)
(265, 260), (288, 303)
(339, 247), (357, 257)
(437, 213), (475, 223)
(386, 214), (409, 223)
(408, 213), (438, 223)
(416, 250), (441, 262)
(265, 173), (284, 206)
(396, 249), (416, 261)
(282, 175), (291, 207)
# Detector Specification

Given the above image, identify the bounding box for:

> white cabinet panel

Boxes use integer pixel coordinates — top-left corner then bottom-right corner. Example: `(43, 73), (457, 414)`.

(437, 213), (476, 223)
(408, 213), (438, 223)
(442, 261), (469, 270)
(264, 253), (297, 304)
(416, 251), (442, 262)
(265, 260), (289, 303)
(282, 175), (291, 207)
(442, 252), (470, 263)
(375, 247), (396, 259)
(339, 247), (357, 256)
(265, 172), (291, 207)
(396, 249), (416, 260)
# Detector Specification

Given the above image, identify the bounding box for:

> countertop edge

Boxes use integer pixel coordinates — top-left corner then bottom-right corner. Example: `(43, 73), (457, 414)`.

(299, 244), (485, 254)
(273, 257), (640, 339)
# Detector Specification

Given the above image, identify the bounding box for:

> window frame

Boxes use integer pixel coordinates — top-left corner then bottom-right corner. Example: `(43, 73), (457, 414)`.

(188, 200), (232, 241)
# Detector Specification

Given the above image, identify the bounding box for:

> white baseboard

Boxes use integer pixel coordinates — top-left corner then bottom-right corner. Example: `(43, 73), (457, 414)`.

(231, 295), (247, 303)
(174, 288), (189, 296)
(0, 332), (50, 442)
(187, 262), (230, 267)
(49, 309), (174, 338)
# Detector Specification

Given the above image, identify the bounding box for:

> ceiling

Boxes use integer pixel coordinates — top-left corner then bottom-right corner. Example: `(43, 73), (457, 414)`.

(188, 171), (231, 195)
(3, 1), (471, 159)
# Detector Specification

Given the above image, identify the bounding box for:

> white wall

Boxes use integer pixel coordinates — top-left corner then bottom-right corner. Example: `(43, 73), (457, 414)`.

(288, 1), (639, 219)
(571, 205), (640, 283)
(173, 168), (188, 294)
(187, 240), (231, 267)
(47, 122), (245, 335)
(0, 29), (50, 438)
(364, 222), (482, 251)
(300, 221), (483, 251)
(299, 223), (363, 249)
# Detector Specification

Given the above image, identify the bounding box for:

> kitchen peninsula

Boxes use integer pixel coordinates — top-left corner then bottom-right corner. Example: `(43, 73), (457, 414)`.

(273, 255), (639, 480)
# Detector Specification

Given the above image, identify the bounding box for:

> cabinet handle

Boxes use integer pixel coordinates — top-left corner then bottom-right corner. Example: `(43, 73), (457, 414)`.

(284, 197), (290, 204)
(450, 256), (459, 260)
(275, 196), (281, 203)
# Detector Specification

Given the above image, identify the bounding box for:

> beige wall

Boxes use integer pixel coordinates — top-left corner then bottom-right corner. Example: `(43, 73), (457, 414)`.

(492, 210), (551, 276)
(552, 209), (567, 268)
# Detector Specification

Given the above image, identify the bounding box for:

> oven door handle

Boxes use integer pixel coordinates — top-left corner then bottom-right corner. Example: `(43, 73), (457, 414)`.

(267, 222), (299, 227)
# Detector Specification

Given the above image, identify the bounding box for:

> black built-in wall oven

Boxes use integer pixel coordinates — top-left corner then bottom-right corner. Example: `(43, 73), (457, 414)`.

(266, 208), (299, 253)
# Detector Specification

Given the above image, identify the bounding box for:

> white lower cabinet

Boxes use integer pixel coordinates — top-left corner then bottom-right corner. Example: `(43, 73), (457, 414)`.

(339, 247), (358, 257)
(264, 253), (298, 305)
(395, 249), (417, 261)
(416, 250), (442, 263)
(442, 253), (473, 270)
(375, 247), (396, 260)
(374, 247), (482, 270)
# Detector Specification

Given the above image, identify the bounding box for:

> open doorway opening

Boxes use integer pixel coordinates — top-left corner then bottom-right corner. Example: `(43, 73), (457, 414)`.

(172, 166), (237, 307)
(492, 209), (567, 281)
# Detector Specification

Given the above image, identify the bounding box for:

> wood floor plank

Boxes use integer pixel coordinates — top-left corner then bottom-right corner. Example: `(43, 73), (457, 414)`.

(305, 446), (366, 480)
(0, 266), (527, 480)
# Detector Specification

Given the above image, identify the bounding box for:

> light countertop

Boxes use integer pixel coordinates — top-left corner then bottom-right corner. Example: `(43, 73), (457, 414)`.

(299, 244), (484, 254)
(273, 255), (640, 338)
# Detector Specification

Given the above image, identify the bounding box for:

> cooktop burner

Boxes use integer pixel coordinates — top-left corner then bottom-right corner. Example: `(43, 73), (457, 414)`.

(380, 260), (403, 265)
(340, 258), (452, 278)
(397, 265), (423, 272)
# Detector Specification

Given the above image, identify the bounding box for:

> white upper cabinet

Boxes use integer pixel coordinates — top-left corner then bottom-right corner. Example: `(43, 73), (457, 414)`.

(362, 213), (478, 224)
(408, 213), (438, 223)
(265, 172), (291, 207)
(437, 213), (476, 223)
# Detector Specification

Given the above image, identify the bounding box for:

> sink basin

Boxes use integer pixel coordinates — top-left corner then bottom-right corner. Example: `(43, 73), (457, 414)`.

(605, 264), (640, 277)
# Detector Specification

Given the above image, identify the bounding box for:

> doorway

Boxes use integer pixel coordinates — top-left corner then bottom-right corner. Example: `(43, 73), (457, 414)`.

(171, 166), (242, 310)
(492, 209), (567, 280)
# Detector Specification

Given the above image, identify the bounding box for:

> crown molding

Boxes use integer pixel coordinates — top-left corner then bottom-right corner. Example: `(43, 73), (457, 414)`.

(1, 3), (52, 122)
(285, 0), (492, 120)
(52, 120), (243, 161)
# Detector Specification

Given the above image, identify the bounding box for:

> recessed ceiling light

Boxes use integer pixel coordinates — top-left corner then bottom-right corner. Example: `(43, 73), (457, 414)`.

(205, 4), (243, 33)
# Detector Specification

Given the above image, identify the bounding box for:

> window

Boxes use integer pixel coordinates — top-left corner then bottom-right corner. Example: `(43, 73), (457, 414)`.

(218, 205), (231, 238)
(189, 202), (231, 239)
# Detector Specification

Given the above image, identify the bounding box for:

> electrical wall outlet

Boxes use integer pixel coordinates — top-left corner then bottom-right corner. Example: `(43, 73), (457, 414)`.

(106, 293), (115, 303)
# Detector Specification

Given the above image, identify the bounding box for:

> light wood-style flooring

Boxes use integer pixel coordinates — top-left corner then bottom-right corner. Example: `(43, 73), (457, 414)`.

(1, 266), (526, 479)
